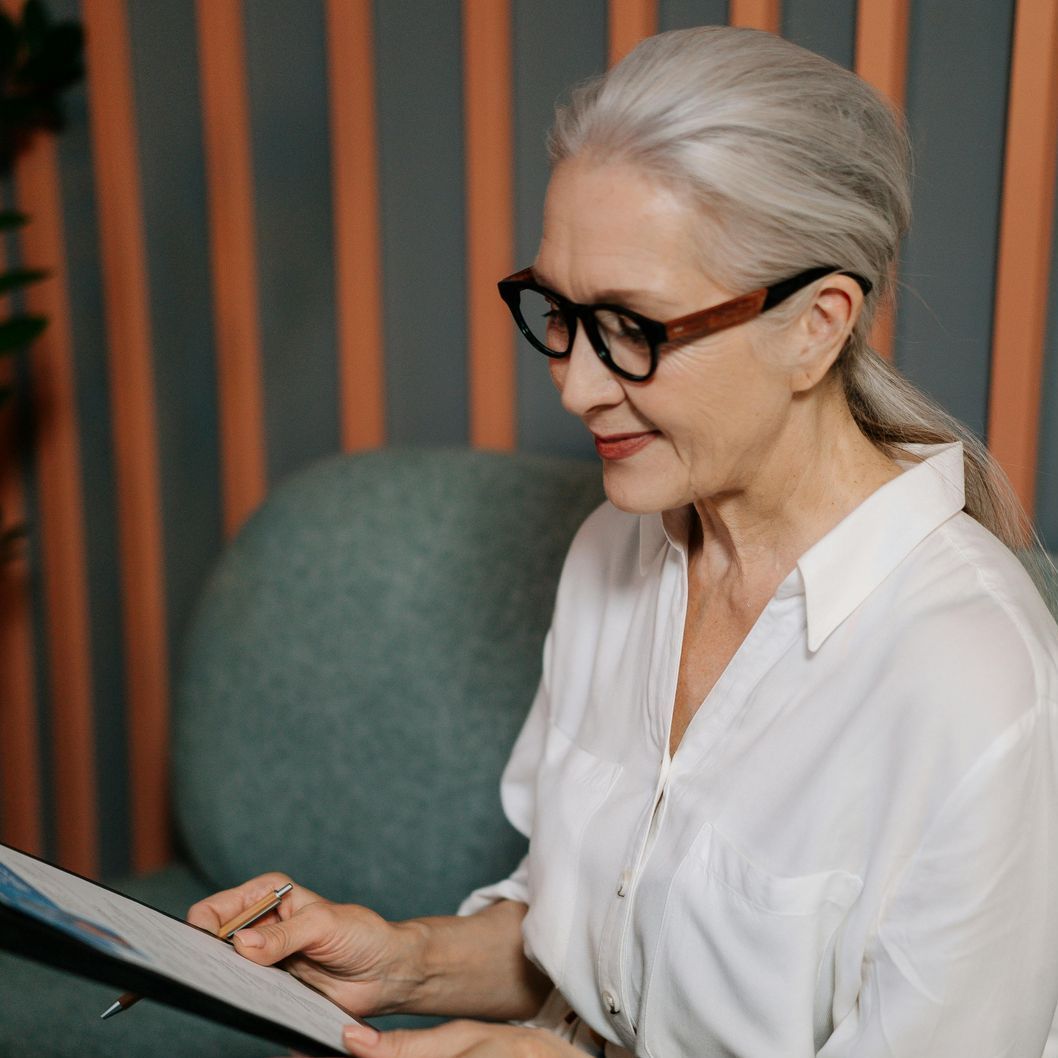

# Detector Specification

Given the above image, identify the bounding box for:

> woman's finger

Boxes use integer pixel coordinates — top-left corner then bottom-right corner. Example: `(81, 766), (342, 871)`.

(232, 900), (339, 967)
(187, 873), (325, 934)
(186, 872), (296, 932)
(342, 1020), (474, 1057)
(340, 1019), (551, 1058)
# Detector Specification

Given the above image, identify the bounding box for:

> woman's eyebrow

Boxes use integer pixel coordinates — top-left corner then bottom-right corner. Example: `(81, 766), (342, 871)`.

(529, 268), (674, 311)
(593, 286), (666, 306)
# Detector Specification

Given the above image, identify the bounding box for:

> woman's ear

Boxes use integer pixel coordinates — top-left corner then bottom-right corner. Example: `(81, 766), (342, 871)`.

(789, 274), (864, 393)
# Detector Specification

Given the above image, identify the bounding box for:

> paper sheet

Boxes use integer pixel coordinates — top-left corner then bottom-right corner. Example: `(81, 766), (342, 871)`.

(0, 844), (352, 1052)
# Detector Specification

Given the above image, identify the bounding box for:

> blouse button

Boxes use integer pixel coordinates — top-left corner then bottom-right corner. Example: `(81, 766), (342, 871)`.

(602, 990), (620, 1015)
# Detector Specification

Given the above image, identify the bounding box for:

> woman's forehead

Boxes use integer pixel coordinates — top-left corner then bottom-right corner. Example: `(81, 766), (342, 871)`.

(536, 159), (724, 305)
(543, 158), (690, 244)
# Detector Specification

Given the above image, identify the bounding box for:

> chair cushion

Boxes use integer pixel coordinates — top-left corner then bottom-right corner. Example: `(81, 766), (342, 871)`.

(173, 447), (604, 921)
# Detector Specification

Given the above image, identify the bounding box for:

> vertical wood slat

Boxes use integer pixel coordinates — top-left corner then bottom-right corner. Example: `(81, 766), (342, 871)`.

(326, 0), (385, 452)
(0, 235), (43, 857)
(609, 0), (658, 66)
(855, 0), (910, 362)
(82, 0), (171, 873)
(987, 0), (1058, 517)
(729, 0), (781, 33)
(464, 0), (515, 450)
(196, 0), (267, 536)
(12, 136), (97, 875)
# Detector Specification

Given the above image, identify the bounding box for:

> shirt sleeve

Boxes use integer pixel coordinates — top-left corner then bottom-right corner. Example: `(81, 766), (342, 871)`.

(457, 630), (554, 916)
(819, 699), (1058, 1058)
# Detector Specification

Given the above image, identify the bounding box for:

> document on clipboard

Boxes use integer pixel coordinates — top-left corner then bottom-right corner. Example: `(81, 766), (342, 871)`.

(0, 843), (362, 1056)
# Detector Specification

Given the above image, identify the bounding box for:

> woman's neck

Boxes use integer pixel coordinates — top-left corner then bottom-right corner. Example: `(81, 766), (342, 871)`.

(683, 391), (903, 609)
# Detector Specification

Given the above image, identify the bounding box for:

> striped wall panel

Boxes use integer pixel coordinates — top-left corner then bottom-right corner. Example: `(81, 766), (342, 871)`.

(988, 0), (1058, 517)
(465, 0), (516, 449)
(82, 0), (171, 873)
(854, 0), (909, 361)
(12, 126), (97, 877)
(1, 0), (1057, 876)
(196, 0), (267, 537)
(327, 0), (386, 452)
(0, 228), (43, 858)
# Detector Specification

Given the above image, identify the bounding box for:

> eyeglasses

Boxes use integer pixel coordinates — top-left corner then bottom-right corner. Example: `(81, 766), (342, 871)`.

(497, 265), (872, 382)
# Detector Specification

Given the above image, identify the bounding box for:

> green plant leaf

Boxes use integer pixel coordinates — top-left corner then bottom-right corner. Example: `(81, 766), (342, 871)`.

(0, 92), (62, 130)
(22, 1), (50, 51)
(0, 211), (29, 230)
(20, 25), (84, 92)
(0, 315), (47, 352)
(0, 268), (48, 295)
(0, 11), (17, 81)
(1, 520), (29, 564)
(47, 23), (84, 85)
(0, 96), (36, 122)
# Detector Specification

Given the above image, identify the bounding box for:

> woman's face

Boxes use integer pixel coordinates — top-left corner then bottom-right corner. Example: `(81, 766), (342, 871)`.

(535, 157), (806, 516)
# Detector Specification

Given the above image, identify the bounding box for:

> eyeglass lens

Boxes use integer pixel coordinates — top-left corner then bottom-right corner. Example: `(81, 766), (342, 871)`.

(515, 288), (653, 379)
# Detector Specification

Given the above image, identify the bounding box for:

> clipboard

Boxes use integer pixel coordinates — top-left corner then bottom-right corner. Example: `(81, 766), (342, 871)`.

(0, 842), (364, 1056)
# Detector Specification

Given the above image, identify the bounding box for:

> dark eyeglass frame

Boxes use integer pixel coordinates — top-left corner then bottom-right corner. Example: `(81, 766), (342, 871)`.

(497, 265), (873, 382)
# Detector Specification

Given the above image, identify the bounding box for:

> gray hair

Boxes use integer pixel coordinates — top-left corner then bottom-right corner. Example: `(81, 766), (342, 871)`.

(549, 26), (1056, 605)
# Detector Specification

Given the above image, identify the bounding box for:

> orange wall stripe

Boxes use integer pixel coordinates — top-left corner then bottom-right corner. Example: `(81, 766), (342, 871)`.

(609, 0), (657, 66)
(464, 0), (515, 450)
(854, 0), (910, 110)
(326, 0), (385, 452)
(0, 238), (43, 857)
(82, 0), (171, 873)
(196, 0), (267, 535)
(729, 0), (781, 34)
(987, 0), (1058, 517)
(855, 0), (910, 362)
(12, 139), (96, 874)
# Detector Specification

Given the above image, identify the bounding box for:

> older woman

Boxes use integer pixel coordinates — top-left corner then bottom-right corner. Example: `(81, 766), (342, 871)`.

(191, 26), (1058, 1058)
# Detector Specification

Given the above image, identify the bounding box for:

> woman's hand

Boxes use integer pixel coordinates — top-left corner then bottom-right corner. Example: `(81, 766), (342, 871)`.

(341, 1020), (588, 1058)
(187, 873), (426, 1016)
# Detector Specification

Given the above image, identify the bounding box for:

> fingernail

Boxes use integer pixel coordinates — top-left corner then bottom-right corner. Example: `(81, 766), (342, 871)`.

(234, 929), (263, 948)
(343, 1022), (381, 1047)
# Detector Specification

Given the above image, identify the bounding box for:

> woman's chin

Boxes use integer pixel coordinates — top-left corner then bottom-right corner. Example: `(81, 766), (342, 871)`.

(600, 465), (676, 515)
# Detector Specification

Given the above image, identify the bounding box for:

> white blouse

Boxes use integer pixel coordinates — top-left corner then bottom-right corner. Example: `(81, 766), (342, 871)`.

(461, 441), (1058, 1057)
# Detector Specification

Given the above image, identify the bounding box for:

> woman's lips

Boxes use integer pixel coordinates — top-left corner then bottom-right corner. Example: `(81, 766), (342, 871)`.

(593, 431), (657, 460)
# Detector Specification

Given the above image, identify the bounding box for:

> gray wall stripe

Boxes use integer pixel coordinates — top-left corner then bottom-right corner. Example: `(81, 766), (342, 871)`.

(659, 0), (729, 31)
(896, 0), (1015, 441)
(56, 0), (130, 877)
(513, 0), (604, 459)
(126, 3), (223, 867)
(374, 0), (468, 447)
(244, 0), (341, 485)
(781, 0), (856, 69)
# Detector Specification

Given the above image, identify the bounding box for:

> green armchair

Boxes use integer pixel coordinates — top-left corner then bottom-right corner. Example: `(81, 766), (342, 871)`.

(0, 447), (603, 1057)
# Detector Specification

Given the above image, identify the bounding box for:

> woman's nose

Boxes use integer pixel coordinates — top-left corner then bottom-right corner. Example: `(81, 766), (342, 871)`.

(550, 322), (624, 417)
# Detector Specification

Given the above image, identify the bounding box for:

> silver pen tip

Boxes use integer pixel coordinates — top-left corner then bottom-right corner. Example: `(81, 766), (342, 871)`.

(100, 1001), (124, 1020)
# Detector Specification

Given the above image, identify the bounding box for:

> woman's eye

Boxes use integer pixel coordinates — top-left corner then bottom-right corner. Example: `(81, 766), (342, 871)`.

(599, 310), (648, 347)
(618, 318), (646, 343)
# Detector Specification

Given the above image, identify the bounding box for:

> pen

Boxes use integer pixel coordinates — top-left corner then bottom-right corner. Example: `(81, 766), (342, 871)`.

(100, 882), (293, 1020)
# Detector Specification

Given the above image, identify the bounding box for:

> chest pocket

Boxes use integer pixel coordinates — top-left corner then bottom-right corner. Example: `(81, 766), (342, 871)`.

(523, 722), (623, 990)
(640, 823), (862, 1058)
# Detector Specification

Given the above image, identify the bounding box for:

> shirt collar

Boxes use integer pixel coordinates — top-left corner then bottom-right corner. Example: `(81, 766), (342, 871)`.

(798, 440), (965, 651)
(638, 504), (684, 571)
(637, 441), (967, 652)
